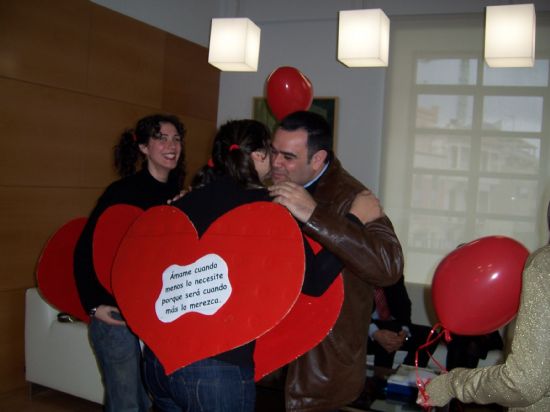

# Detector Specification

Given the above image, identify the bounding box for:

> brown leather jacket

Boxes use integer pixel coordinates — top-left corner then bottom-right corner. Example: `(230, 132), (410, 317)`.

(284, 158), (404, 411)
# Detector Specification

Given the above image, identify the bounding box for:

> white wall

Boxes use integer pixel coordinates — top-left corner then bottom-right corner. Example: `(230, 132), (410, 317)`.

(89, 0), (220, 46)
(216, 17), (386, 191)
(91, 0), (550, 192)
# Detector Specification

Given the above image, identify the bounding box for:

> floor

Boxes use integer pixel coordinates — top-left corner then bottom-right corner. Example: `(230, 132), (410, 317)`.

(0, 386), (102, 412)
(0, 388), (363, 412)
(0, 385), (504, 412)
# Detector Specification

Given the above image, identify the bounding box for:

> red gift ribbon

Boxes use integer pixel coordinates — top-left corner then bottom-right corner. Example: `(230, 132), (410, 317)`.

(414, 323), (453, 411)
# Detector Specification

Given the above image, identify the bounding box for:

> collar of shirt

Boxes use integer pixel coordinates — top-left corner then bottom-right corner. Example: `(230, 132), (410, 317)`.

(303, 162), (329, 189)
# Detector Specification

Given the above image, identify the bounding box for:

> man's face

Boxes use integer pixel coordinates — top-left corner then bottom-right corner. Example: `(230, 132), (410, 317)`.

(270, 128), (325, 185)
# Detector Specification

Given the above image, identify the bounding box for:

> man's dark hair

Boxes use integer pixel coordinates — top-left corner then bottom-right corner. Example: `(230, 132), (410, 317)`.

(278, 111), (333, 163)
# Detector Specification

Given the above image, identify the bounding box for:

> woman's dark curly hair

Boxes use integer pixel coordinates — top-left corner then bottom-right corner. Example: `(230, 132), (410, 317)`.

(114, 114), (186, 189)
(191, 119), (270, 189)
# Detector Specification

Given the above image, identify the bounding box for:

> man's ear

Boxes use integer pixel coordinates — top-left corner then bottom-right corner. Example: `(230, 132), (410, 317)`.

(311, 150), (328, 171)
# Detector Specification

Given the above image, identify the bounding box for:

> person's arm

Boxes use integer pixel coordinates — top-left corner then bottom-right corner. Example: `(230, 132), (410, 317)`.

(73, 194), (112, 313)
(270, 183), (403, 287)
(348, 189), (383, 224)
(73, 186), (124, 325)
(421, 247), (550, 408)
(301, 193), (391, 296)
(303, 199), (403, 287)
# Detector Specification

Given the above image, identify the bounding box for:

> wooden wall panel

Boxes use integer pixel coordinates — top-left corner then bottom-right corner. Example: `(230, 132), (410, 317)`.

(0, 78), (89, 187)
(0, 79), (187, 189)
(162, 34), (220, 122)
(0, 187), (103, 290)
(0, 0), (218, 395)
(0, 0), (90, 91)
(0, 289), (26, 393)
(87, 4), (165, 107)
(77, 100), (154, 187)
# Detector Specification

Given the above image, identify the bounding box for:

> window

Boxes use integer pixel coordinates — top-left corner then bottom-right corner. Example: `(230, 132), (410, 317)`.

(381, 15), (550, 284)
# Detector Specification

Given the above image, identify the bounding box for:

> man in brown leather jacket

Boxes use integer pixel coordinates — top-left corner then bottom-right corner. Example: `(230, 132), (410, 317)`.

(268, 111), (404, 411)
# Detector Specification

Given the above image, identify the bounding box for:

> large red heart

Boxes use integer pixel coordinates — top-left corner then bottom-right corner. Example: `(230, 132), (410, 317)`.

(253, 237), (344, 381)
(254, 276), (343, 381)
(94, 204), (143, 293)
(36, 217), (89, 322)
(112, 203), (305, 375)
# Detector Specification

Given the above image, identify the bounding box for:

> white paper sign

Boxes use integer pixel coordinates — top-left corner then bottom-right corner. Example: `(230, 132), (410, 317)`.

(155, 254), (232, 323)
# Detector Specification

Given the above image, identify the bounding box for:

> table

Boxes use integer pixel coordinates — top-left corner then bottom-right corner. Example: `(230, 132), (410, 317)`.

(344, 366), (427, 412)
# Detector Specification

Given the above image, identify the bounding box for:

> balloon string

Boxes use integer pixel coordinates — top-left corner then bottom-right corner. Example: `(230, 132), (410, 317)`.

(415, 323), (451, 411)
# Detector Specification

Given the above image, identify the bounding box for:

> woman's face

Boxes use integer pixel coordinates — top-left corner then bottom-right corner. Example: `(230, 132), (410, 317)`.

(252, 150), (271, 183)
(139, 122), (182, 182)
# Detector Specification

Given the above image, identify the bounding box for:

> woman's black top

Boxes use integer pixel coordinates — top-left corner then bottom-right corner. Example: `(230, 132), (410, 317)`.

(74, 168), (180, 312)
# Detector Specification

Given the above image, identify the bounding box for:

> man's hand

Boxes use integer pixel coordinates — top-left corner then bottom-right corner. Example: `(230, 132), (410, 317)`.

(94, 305), (126, 326)
(373, 329), (406, 353)
(268, 182), (317, 223)
(349, 190), (383, 224)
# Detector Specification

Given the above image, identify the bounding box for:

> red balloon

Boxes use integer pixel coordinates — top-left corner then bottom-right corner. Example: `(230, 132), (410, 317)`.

(266, 66), (313, 120)
(432, 236), (529, 335)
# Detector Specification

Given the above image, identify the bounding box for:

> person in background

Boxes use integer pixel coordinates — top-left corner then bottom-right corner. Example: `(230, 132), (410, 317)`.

(368, 276), (433, 369)
(74, 114), (186, 412)
(446, 331), (503, 371)
(268, 111), (404, 411)
(418, 203), (550, 411)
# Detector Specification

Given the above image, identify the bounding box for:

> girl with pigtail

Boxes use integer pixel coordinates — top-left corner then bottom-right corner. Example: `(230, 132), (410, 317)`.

(190, 119), (270, 189)
(142, 118), (343, 412)
(74, 113), (186, 412)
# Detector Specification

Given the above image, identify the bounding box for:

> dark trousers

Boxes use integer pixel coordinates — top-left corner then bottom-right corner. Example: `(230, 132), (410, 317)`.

(446, 331), (503, 370)
(367, 320), (434, 368)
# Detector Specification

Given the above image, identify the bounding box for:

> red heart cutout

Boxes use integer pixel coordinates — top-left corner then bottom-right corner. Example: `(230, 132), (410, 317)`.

(112, 203), (305, 374)
(36, 217), (89, 322)
(94, 204), (144, 293)
(253, 237), (344, 381)
(254, 277), (343, 381)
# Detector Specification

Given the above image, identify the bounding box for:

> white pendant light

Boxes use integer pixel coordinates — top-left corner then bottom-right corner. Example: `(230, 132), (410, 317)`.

(485, 4), (536, 68)
(208, 18), (261, 72)
(337, 9), (390, 68)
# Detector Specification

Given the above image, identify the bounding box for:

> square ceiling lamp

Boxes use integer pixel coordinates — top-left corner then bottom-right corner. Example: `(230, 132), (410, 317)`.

(485, 4), (536, 68)
(337, 9), (390, 67)
(208, 18), (260, 71)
